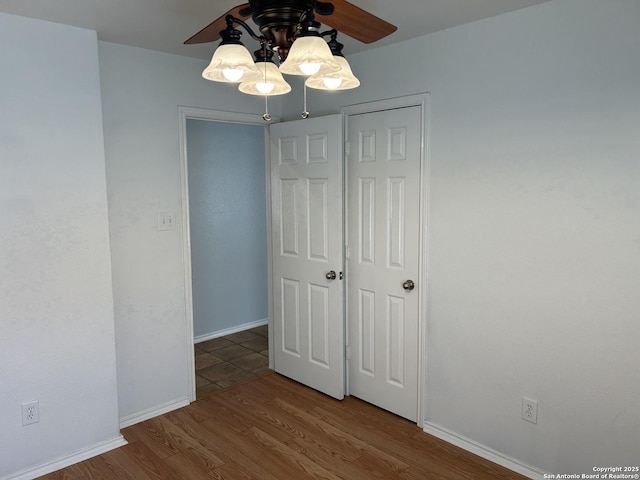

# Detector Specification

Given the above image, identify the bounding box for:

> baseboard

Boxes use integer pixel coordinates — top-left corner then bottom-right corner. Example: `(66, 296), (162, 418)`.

(4, 434), (127, 480)
(119, 396), (190, 429)
(422, 421), (545, 479)
(194, 318), (268, 344)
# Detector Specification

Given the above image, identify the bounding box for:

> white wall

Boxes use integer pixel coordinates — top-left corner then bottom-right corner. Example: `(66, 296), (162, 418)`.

(282, 0), (640, 474)
(98, 42), (281, 423)
(0, 13), (123, 478)
(187, 120), (268, 339)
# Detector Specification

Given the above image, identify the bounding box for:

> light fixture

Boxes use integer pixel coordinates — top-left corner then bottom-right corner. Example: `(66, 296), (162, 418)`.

(306, 30), (360, 91)
(239, 46), (291, 96)
(279, 12), (340, 77)
(202, 17), (260, 83)
(200, 10), (358, 120)
(280, 36), (337, 75)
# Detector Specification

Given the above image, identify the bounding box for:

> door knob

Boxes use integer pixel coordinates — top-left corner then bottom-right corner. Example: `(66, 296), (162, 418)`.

(326, 270), (337, 280)
(402, 279), (415, 291)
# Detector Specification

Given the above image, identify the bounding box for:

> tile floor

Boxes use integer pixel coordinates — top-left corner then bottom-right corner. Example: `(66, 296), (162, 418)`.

(194, 324), (270, 399)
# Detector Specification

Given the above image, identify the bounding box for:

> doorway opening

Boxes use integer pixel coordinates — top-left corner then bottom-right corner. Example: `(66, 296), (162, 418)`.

(178, 107), (275, 401)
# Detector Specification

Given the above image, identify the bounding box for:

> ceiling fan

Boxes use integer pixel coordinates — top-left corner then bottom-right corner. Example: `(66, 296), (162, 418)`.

(184, 0), (397, 61)
(185, 1), (396, 119)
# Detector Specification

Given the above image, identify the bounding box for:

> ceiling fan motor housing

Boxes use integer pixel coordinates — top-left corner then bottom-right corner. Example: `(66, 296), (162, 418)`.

(249, 0), (323, 60)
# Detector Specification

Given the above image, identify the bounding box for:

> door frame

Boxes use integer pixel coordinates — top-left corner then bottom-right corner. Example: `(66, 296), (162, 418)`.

(178, 106), (278, 402)
(341, 93), (430, 426)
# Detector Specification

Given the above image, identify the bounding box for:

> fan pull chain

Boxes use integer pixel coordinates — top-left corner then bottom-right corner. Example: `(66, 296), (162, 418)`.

(263, 95), (271, 122)
(259, 44), (272, 122)
(301, 81), (310, 119)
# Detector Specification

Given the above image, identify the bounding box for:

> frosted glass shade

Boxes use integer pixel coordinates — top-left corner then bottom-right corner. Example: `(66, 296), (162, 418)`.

(202, 44), (261, 83)
(239, 62), (292, 96)
(279, 36), (341, 76)
(306, 55), (360, 91)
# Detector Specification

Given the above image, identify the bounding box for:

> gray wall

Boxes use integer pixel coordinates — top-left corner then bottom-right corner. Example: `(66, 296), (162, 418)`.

(0, 13), (121, 477)
(187, 119), (268, 339)
(3, 0), (639, 476)
(282, 0), (640, 474)
(98, 41), (281, 423)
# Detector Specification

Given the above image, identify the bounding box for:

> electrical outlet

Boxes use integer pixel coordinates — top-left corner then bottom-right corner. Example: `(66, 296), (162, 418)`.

(22, 400), (40, 426)
(521, 397), (538, 424)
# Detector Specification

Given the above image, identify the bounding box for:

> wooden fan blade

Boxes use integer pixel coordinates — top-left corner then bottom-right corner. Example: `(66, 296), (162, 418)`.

(184, 3), (251, 45)
(317, 0), (396, 44)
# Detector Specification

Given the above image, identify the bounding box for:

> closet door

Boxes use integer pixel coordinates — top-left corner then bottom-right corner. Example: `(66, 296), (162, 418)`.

(270, 115), (344, 399)
(347, 106), (422, 420)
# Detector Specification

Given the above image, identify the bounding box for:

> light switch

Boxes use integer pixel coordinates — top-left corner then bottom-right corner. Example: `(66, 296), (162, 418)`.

(157, 211), (176, 231)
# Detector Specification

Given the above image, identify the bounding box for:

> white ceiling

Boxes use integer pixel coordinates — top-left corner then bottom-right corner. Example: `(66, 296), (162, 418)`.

(0, 0), (551, 60)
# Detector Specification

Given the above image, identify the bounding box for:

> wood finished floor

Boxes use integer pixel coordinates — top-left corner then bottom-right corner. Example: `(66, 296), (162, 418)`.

(38, 373), (527, 480)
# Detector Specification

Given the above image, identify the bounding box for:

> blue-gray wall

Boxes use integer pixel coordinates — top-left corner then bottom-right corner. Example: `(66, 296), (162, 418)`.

(0, 13), (122, 477)
(281, 0), (640, 473)
(187, 119), (268, 338)
(99, 41), (274, 421)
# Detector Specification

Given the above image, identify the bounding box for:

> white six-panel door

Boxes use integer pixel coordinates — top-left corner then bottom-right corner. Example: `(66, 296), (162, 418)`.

(346, 105), (422, 421)
(270, 115), (344, 399)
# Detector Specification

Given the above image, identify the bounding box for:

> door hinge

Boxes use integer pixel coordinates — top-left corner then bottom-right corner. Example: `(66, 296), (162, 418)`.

(345, 245), (349, 260)
(344, 141), (350, 156)
(345, 346), (351, 360)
